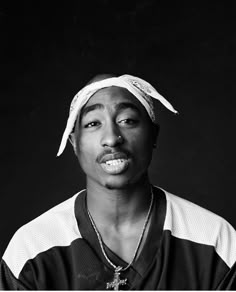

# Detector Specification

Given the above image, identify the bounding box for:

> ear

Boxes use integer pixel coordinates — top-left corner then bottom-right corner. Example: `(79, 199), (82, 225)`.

(69, 133), (77, 154)
(152, 123), (160, 148)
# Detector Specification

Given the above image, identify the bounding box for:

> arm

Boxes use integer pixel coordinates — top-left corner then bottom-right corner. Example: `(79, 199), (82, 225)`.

(216, 261), (236, 290)
(0, 259), (32, 290)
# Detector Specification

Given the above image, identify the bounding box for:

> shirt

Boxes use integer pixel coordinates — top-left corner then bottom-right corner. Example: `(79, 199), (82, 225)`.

(1, 186), (236, 290)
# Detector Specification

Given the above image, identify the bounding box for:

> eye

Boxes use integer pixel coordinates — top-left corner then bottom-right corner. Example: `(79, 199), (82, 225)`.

(118, 119), (139, 126)
(84, 121), (101, 128)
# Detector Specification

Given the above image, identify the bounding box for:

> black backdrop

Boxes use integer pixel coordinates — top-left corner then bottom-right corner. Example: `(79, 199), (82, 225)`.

(0, 1), (235, 257)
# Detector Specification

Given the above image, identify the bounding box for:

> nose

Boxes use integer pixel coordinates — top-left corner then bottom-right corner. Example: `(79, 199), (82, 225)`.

(101, 123), (124, 148)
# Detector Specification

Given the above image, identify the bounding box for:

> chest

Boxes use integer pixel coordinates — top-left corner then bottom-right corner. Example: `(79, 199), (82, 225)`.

(100, 219), (151, 264)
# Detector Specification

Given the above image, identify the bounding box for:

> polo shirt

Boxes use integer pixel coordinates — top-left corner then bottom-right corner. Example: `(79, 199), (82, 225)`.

(1, 186), (236, 289)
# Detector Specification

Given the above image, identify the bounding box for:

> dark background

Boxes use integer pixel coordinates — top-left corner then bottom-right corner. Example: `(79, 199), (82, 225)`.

(0, 1), (235, 257)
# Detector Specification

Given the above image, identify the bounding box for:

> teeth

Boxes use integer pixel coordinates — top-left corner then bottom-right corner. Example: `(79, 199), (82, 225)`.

(105, 159), (125, 166)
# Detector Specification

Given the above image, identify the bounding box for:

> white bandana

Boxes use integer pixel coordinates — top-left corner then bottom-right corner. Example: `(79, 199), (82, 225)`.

(57, 74), (178, 156)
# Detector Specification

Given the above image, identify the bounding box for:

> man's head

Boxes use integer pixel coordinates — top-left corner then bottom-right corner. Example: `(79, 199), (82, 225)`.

(57, 73), (177, 189)
(57, 74), (177, 157)
(71, 81), (159, 189)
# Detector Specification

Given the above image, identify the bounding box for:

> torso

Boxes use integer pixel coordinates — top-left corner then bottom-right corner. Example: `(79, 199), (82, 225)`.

(3, 187), (235, 290)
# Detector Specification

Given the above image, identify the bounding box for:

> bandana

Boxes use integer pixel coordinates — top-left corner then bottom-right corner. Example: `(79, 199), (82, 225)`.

(57, 74), (178, 156)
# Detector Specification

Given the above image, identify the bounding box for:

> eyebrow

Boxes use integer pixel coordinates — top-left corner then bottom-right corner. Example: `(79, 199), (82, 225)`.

(115, 102), (141, 115)
(80, 103), (104, 118)
(80, 101), (141, 118)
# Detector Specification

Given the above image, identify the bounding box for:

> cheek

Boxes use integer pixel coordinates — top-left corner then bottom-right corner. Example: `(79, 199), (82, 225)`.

(76, 138), (96, 167)
(130, 127), (153, 148)
(128, 130), (153, 162)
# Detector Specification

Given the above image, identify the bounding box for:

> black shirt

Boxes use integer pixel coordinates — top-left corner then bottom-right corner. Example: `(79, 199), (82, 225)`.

(1, 186), (236, 289)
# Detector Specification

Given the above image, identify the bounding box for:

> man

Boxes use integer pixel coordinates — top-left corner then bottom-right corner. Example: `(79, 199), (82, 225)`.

(0, 74), (236, 290)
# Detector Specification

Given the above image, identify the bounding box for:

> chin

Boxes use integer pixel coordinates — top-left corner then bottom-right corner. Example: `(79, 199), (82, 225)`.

(103, 172), (147, 190)
(103, 176), (132, 190)
(104, 181), (129, 190)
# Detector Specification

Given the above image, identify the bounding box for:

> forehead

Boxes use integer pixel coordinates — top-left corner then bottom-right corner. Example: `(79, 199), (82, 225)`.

(84, 86), (146, 112)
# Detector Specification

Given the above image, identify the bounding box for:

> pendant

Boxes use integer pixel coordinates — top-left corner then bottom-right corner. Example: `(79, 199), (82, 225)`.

(106, 266), (127, 290)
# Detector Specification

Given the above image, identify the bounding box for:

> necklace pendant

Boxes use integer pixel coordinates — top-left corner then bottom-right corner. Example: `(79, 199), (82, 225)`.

(106, 266), (127, 290)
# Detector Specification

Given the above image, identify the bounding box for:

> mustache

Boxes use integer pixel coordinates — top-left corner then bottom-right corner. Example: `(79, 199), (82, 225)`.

(96, 148), (131, 163)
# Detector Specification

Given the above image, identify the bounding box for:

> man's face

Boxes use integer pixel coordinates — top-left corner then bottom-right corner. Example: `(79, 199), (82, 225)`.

(74, 86), (157, 190)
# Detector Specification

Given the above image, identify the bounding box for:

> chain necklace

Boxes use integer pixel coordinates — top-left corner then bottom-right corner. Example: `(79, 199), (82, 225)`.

(87, 187), (154, 290)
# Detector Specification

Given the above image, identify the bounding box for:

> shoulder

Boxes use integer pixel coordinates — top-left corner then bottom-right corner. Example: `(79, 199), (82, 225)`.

(159, 187), (236, 268)
(2, 190), (84, 278)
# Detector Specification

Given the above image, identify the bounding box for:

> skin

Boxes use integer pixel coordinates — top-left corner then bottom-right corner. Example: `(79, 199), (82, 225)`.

(71, 85), (159, 263)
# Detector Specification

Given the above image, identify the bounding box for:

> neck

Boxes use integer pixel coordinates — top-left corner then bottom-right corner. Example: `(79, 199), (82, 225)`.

(86, 177), (152, 228)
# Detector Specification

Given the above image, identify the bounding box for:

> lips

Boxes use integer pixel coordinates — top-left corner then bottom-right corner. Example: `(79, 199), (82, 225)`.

(100, 158), (129, 174)
(99, 152), (128, 164)
(98, 152), (130, 175)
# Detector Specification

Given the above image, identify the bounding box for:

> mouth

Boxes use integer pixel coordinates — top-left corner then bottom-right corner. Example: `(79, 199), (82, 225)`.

(98, 151), (130, 174)
(98, 151), (130, 175)
(101, 158), (129, 174)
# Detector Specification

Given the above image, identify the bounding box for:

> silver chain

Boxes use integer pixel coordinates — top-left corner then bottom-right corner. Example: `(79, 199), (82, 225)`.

(87, 187), (154, 272)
